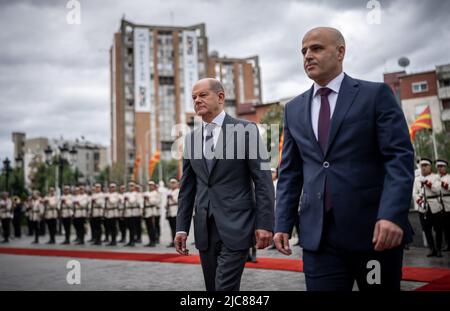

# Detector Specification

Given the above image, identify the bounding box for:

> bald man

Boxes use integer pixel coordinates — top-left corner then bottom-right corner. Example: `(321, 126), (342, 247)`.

(274, 27), (414, 291)
(175, 78), (274, 291)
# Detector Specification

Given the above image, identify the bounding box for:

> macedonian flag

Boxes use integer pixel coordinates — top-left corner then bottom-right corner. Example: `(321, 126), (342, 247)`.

(149, 150), (161, 179)
(409, 106), (432, 142)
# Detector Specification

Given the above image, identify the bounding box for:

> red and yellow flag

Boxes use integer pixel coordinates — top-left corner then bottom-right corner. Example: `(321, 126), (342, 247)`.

(148, 150), (161, 179)
(278, 128), (284, 166)
(409, 106), (432, 141)
(132, 154), (141, 181)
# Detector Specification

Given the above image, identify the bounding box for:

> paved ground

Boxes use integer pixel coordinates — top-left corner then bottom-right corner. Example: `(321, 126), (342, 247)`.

(0, 221), (449, 291)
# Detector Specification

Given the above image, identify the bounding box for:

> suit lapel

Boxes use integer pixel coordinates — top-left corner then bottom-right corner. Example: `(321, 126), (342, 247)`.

(324, 74), (359, 156)
(189, 126), (209, 178)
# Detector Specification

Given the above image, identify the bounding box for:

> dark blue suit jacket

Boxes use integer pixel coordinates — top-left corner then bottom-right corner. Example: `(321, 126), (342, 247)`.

(275, 74), (414, 252)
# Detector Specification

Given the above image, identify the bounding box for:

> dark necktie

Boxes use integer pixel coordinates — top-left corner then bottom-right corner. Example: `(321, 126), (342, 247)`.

(317, 87), (333, 212)
(204, 123), (215, 173)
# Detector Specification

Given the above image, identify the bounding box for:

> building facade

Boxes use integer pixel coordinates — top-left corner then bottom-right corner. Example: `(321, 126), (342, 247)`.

(384, 65), (450, 134)
(110, 19), (209, 182)
(11, 133), (108, 189)
(208, 52), (262, 117)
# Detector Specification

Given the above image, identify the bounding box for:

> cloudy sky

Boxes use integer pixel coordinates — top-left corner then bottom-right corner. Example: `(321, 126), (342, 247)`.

(1, 0), (449, 166)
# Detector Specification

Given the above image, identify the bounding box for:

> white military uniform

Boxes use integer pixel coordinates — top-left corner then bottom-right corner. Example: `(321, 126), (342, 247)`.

(118, 192), (125, 218)
(440, 173), (450, 212)
(105, 192), (120, 219)
(413, 173), (443, 214)
(30, 199), (45, 222)
(43, 195), (59, 220)
(91, 192), (105, 218)
(0, 198), (13, 220)
(123, 191), (140, 218)
(166, 188), (179, 218)
(143, 190), (162, 218)
(60, 193), (73, 218)
(73, 193), (89, 218)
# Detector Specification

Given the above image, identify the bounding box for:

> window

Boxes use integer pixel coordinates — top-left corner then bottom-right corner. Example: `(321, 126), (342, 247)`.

(443, 121), (450, 132)
(439, 79), (450, 88)
(412, 81), (428, 93)
(161, 141), (173, 151)
(442, 99), (450, 110)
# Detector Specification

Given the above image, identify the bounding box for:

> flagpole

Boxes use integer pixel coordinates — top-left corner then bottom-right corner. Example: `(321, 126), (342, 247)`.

(431, 130), (438, 159)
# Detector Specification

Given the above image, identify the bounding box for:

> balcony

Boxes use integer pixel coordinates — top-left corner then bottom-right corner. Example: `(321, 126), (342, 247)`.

(442, 108), (450, 121)
(438, 86), (450, 99)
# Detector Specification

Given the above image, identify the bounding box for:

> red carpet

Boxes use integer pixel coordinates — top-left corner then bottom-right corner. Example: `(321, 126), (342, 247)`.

(0, 247), (448, 290)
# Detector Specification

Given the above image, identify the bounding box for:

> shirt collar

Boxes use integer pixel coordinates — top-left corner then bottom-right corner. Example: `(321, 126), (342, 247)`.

(203, 110), (226, 128)
(313, 71), (345, 97)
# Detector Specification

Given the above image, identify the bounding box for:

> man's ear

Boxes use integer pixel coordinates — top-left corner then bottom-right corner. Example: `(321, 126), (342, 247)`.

(218, 91), (225, 103)
(337, 45), (346, 62)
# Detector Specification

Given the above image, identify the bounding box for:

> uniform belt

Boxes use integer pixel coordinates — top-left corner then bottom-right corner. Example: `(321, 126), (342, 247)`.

(427, 195), (439, 199)
(144, 205), (157, 208)
(443, 194), (450, 197)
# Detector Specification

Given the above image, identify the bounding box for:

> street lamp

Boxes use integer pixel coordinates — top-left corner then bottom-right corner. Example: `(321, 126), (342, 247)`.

(44, 144), (71, 191)
(13, 154), (24, 196)
(3, 158), (12, 194)
(15, 154), (23, 169)
(44, 145), (53, 164)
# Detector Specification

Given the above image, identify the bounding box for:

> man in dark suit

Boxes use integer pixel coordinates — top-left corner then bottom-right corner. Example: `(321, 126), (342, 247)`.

(274, 27), (414, 291)
(175, 78), (274, 291)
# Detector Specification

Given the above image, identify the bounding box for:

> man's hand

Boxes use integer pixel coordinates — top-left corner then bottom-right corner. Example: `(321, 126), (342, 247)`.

(273, 232), (292, 255)
(372, 219), (403, 251)
(174, 232), (189, 255)
(255, 229), (273, 249)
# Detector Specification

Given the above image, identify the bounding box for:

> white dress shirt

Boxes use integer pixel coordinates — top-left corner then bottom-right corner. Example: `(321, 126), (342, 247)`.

(311, 71), (345, 140)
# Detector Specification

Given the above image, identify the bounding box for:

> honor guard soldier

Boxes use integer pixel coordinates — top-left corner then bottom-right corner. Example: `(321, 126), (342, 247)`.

(102, 185), (110, 243)
(12, 196), (24, 238)
(413, 158), (444, 257)
(123, 182), (139, 246)
(0, 192), (13, 243)
(118, 185), (127, 243)
(43, 187), (58, 244)
(436, 159), (450, 251)
(60, 186), (73, 244)
(90, 183), (105, 245)
(134, 184), (143, 243)
(25, 196), (34, 236)
(73, 186), (89, 245)
(166, 178), (179, 248)
(30, 191), (45, 244)
(143, 181), (162, 247)
(104, 183), (120, 246)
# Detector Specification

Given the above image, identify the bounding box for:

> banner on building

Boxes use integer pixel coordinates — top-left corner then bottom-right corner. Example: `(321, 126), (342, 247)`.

(134, 27), (151, 113)
(182, 30), (199, 114)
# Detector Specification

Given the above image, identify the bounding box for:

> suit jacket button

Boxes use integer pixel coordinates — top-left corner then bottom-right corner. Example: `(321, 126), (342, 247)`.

(323, 161), (330, 168)
(317, 193), (322, 199)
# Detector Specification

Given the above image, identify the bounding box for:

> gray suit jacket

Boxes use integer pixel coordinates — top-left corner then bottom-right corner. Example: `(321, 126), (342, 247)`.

(176, 113), (275, 251)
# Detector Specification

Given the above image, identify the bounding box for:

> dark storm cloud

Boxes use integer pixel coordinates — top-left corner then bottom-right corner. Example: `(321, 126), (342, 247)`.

(0, 0), (449, 164)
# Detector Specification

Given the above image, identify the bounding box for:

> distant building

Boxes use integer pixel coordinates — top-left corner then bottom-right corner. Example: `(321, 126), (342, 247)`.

(383, 64), (450, 134)
(11, 133), (108, 188)
(207, 53), (262, 117)
(110, 18), (208, 182)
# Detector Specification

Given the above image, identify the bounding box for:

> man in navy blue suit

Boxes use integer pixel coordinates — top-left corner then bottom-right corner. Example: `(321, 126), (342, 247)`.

(274, 27), (414, 291)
